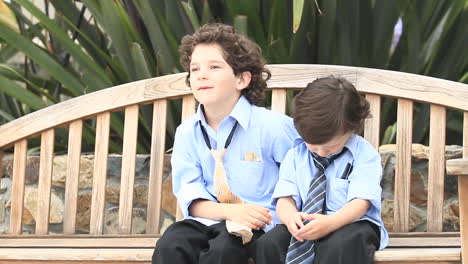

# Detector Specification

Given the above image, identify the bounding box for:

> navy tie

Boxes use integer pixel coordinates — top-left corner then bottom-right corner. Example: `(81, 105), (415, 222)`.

(285, 148), (347, 264)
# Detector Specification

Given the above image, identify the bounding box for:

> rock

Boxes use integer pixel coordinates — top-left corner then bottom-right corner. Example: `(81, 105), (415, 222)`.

(52, 155), (94, 189)
(105, 178), (120, 205)
(410, 170), (427, 206)
(160, 210), (175, 235)
(134, 178), (149, 206)
(162, 176), (177, 218)
(0, 198), (5, 224)
(379, 144), (429, 160)
(381, 199), (425, 232)
(103, 207), (146, 234)
(443, 200), (459, 232)
(76, 191), (92, 232)
(105, 177), (150, 206)
(25, 156), (41, 184)
(22, 187), (64, 225)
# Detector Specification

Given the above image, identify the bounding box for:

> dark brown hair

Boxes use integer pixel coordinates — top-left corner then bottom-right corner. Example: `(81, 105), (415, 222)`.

(179, 23), (270, 105)
(293, 76), (371, 144)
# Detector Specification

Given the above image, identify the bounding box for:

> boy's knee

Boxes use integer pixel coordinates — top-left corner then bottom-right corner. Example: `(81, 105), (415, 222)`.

(211, 235), (243, 254)
(316, 223), (377, 257)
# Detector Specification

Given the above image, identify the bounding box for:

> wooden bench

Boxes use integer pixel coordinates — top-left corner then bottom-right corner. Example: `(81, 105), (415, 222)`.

(0, 65), (466, 263)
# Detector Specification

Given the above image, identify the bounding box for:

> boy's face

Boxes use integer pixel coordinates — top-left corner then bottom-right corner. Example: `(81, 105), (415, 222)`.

(189, 43), (251, 108)
(305, 132), (351, 157)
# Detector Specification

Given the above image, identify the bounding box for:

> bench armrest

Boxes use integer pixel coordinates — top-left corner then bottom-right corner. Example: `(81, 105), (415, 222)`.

(446, 158), (468, 176)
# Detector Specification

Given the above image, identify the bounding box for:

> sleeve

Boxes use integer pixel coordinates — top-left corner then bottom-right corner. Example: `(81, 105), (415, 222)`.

(271, 148), (302, 210)
(171, 125), (217, 218)
(271, 115), (299, 163)
(346, 144), (383, 211)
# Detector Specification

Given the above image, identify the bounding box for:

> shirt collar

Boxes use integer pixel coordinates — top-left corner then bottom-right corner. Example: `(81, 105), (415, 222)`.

(343, 133), (358, 159)
(194, 96), (251, 130)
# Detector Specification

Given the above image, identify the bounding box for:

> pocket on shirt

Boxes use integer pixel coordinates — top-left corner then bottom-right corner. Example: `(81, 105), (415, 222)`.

(239, 148), (264, 162)
(236, 160), (267, 198)
(327, 177), (350, 211)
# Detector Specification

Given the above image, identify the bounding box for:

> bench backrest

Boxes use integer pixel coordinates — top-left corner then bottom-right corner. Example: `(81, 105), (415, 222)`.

(0, 64), (467, 236)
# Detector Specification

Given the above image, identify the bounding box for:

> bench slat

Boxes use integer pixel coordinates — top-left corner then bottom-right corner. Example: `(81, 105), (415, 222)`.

(10, 139), (27, 235)
(176, 95), (196, 221)
(462, 112), (468, 160)
(0, 248), (460, 263)
(374, 248), (461, 262)
(146, 100), (167, 234)
(90, 112), (111, 235)
(64, 120), (83, 234)
(0, 248), (153, 261)
(0, 150), (3, 180)
(394, 99), (413, 232)
(119, 105), (139, 234)
(427, 105), (446, 232)
(0, 236), (460, 248)
(364, 94), (381, 149)
(271, 89), (287, 114)
(458, 175), (468, 264)
(0, 237), (157, 248)
(36, 129), (55, 235)
(461, 112), (468, 264)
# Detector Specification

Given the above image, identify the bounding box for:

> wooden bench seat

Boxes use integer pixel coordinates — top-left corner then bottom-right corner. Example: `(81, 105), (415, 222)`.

(0, 235), (462, 263)
(0, 65), (467, 263)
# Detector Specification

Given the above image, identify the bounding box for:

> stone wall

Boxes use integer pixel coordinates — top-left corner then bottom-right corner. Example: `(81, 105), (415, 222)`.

(0, 154), (176, 234)
(0, 144), (462, 234)
(379, 144), (461, 232)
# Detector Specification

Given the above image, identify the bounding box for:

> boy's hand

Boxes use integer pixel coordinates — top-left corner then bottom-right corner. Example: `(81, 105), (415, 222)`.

(286, 211), (305, 241)
(296, 213), (338, 241)
(226, 204), (272, 230)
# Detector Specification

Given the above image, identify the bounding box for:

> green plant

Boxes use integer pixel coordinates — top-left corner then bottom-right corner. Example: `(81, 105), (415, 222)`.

(0, 0), (466, 152)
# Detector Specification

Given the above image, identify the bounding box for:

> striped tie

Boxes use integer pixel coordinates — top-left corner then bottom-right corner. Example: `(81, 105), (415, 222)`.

(285, 149), (347, 264)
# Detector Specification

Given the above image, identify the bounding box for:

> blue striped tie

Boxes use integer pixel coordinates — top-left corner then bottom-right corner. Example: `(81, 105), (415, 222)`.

(285, 149), (347, 264)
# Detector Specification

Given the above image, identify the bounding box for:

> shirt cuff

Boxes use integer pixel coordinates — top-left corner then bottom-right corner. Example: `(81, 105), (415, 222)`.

(177, 182), (216, 218)
(272, 182), (302, 210)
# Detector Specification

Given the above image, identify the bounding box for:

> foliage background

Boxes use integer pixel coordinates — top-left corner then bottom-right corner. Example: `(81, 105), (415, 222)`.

(0, 0), (467, 153)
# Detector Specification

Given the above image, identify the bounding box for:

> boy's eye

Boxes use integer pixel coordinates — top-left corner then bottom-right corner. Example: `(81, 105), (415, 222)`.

(210, 65), (220, 69)
(190, 67), (199, 72)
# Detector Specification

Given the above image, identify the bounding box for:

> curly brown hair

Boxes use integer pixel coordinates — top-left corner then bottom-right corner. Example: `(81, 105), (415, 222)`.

(293, 76), (371, 144)
(179, 23), (270, 105)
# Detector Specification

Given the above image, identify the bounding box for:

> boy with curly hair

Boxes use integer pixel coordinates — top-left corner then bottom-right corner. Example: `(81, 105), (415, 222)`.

(152, 23), (297, 264)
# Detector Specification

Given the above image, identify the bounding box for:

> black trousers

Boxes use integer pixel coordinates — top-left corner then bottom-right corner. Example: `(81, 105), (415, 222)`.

(153, 219), (274, 264)
(256, 221), (380, 264)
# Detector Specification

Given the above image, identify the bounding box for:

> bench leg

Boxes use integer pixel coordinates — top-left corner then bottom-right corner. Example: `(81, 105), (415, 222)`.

(459, 175), (468, 264)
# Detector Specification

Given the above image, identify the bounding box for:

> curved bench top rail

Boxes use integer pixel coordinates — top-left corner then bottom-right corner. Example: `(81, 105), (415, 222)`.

(1, 64), (467, 148)
(0, 73), (189, 148)
(267, 65), (468, 112)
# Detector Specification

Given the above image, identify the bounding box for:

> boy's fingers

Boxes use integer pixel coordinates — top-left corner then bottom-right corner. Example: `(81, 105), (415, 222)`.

(288, 224), (299, 239)
(250, 206), (272, 223)
(243, 218), (259, 230)
(293, 234), (304, 242)
(296, 222), (313, 235)
(248, 216), (265, 229)
(295, 216), (304, 228)
(250, 212), (270, 226)
(253, 205), (271, 217)
(301, 213), (318, 220)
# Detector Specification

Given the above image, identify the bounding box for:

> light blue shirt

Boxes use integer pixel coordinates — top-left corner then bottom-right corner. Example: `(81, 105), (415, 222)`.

(171, 96), (298, 231)
(272, 134), (389, 250)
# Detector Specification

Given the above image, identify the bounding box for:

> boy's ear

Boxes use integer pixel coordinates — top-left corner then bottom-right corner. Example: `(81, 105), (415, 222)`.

(236, 71), (252, 91)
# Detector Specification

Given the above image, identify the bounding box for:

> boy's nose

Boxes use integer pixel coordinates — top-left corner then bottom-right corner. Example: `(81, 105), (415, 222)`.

(197, 69), (208, 80)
